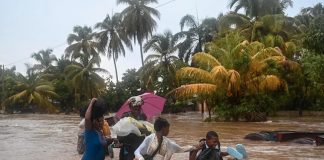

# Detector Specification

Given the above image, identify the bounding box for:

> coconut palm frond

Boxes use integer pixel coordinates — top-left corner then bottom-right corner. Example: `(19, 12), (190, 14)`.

(252, 48), (284, 61)
(248, 41), (265, 56)
(32, 92), (58, 113)
(16, 82), (29, 90)
(247, 75), (285, 94)
(219, 12), (251, 32)
(169, 83), (218, 99)
(248, 60), (268, 75)
(260, 75), (285, 91)
(7, 90), (28, 103)
(283, 41), (297, 58)
(180, 14), (198, 31)
(246, 75), (265, 93)
(232, 40), (250, 58)
(262, 56), (286, 63)
(227, 70), (241, 97)
(35, 85), (55, 92)
(176, 67), (214, 84)
(92, 68), (109, 74)
(210, 65), (228, 83)
(192, 52), (221, 71)
(278, 60), (301, 72)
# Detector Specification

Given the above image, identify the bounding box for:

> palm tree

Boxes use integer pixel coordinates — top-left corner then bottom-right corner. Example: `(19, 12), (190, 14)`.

(295, 3), (324, 30)
(219, 13), (300, 58)
(140, 30), (184, 94)
(171, 41), (293, 119)
(301, 3), (324, 18)
(31, 48), (57, 73)
(229, 0), (293, 19)
(295, 14), (313, 30)
(65, 26), (101, 66)
(117, 0), (160, 66)
(3, 65), (59, 113)
(177, 15), (218, 63)
(64, 55), (108, 102)
(95, 13), (133, 83)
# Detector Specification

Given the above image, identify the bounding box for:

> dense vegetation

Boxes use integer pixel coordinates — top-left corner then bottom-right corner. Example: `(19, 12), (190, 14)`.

(0, 1), (323, 121)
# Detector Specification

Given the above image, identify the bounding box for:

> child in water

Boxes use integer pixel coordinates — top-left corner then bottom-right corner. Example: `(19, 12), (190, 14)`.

(189, 131), (247, 160)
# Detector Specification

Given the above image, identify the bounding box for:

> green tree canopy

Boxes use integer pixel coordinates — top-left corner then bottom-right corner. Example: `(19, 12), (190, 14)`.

(96, 13), (133, 83)
(117, 0), (160, 66)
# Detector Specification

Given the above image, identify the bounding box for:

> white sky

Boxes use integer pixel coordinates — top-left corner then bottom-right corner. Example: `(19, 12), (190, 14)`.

(0, 0), (323, 82)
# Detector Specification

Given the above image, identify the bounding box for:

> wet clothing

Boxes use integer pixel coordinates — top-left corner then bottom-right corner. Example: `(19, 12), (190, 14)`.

(82, 129), (107, 160)
(77, 133), (85, 154)
(118, 111), (147, 159)
(134, 133), (194, 160)
(196, 143), (223, 160)
(118, 133), (145, 160)
(77, 119), (85, 154)
(103, 120), (111, 137)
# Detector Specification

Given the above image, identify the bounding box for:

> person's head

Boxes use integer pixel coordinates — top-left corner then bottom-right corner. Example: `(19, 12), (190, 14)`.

(206, 131), (220, 148)
(91, 99), (106, 130)
(154, 117), (170, 136)
(79, 106), (87, 118)
(128, 96), (144, 113)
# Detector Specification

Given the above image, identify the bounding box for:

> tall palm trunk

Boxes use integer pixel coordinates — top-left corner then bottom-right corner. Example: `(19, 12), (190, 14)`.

(112, 52), (119, 83)
(139, 41), (144, 66)
(201, 101), (204, 114)
(198, 38), (203, 52)
(251, 22), (257, 42)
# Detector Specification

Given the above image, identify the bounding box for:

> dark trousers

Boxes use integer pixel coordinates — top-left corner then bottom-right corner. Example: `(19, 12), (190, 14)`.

(118, 133), (145, 160)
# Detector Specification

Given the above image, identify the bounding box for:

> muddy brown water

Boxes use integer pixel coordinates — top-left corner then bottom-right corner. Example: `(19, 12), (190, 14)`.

(0, 112), (324, 160)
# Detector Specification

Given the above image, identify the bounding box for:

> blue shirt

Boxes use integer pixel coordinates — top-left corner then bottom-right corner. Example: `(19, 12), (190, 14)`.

(82, 129), (106, 160)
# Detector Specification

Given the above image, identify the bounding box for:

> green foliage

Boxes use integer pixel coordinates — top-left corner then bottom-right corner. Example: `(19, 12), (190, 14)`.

(3, 70), (59, 113)
(216, 93), (284, 121)
(229, 0), (293, 19)
(101, 69), (141, 112)
(299, 51), (324, 110)
(120, 69), (142, 96)
(1, 0), (324, 119)
(140, 31), (185, 96)
(52, 78), (75, 113)
(65, 26), (101, 65)
(95, 13), (133, 83)
(303, 16), (324, 54)
(207, 31), (245, 69)
(31, 49), (57, 73)
(176, 15), (218, 63)
(100, 78), (127, 112)
(117, 0), (160, 66)
(163, 101), (190, 114)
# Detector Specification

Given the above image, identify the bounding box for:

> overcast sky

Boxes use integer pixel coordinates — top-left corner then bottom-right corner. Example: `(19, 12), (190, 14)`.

(0, 0), (322, 82)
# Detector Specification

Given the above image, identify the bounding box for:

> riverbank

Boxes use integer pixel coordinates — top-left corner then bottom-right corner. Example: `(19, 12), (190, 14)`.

(274, 111), (324, 117)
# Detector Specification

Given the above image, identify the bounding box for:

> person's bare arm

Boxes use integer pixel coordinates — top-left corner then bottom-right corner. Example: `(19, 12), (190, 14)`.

(189, 150), (199, 160)
(221, 151), (229, 157)
(218, 141), (229, 157)
(85, 98), (97, 130)
(189, 141), (204, 160)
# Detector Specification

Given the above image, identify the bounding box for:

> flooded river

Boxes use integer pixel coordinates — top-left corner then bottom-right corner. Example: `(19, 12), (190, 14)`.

(0, 112), (324, 160)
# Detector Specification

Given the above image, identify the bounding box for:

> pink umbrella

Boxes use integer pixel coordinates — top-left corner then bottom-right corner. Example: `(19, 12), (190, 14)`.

(116, 93), (166, 119)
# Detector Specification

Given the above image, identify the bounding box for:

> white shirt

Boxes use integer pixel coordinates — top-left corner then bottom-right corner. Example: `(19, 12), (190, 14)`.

(134, 133), (194, 160)
(78, 118), (85, 134)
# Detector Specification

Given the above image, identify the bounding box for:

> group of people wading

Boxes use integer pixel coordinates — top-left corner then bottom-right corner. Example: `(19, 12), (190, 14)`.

(77, 97), (247, 160)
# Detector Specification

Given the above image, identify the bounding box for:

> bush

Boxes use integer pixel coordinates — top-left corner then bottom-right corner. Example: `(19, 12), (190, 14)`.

(163, 101), (190, 114)
(215, 94), (284, 121)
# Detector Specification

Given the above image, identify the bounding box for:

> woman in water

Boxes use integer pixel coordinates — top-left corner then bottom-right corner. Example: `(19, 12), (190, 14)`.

(82, 98), (107, 160)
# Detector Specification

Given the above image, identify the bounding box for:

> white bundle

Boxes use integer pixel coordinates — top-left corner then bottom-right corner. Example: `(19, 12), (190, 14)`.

(111, 117), (142, 136)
